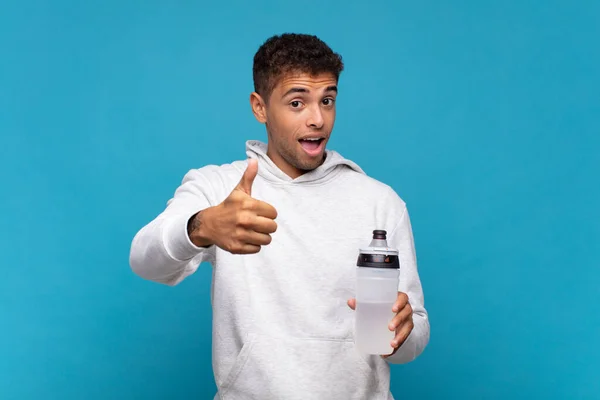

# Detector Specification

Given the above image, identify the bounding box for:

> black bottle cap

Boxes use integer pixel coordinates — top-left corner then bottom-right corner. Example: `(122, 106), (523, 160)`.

(373, 230), (387, 239)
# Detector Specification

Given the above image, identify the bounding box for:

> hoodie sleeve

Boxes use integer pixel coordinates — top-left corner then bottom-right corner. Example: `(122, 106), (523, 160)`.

(384, 205), (430, 364)
(129, 168), (218, 286)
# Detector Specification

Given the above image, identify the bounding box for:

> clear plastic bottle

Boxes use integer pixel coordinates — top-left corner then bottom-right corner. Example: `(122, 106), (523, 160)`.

(354, 230), (400, 355)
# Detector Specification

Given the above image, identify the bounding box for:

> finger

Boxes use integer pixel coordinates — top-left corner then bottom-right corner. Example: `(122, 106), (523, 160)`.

(231, 243), (261, 255)
(347, 298), (356, 310)
(251, 200), (278, 219)
(392, 292), (409, 313)
(236, 159), (258, 195)
(391, 318), (414, 348)
(389, 303), (413, 331)
(243, 231), (273, 246)
(249, 216), (278, 234)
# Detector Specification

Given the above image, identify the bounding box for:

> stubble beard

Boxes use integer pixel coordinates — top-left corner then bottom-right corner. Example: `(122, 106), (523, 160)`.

(274, 135), (326, 172)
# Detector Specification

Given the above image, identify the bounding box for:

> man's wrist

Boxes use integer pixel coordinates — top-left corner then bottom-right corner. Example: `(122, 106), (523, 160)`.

(187, 209), (215, 248)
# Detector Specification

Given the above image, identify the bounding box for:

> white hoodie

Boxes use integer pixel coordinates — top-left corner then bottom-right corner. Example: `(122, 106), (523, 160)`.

(130, 140), (430, 399)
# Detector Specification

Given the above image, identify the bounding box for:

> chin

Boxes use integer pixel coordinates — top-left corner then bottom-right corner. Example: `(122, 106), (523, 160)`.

(297, 156), (325, 171)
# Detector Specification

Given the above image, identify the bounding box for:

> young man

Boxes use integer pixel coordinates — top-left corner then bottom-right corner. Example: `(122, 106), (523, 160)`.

(130, 33), (429, 399)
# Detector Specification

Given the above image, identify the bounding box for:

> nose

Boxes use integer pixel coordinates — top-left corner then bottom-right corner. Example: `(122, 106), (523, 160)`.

(306, 105), (324, 129)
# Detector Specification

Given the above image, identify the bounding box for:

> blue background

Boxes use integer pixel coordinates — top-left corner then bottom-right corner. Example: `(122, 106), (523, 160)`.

(1, 1), (598, 399)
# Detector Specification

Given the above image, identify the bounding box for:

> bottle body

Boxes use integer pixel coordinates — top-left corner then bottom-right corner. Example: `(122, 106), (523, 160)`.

(354, 266), (399, 355)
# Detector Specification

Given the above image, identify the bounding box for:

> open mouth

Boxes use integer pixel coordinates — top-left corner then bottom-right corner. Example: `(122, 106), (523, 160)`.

(298, 137), (325, 155)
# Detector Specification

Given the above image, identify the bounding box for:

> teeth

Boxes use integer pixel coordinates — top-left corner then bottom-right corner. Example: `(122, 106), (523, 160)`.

(304, 138), (321, 141)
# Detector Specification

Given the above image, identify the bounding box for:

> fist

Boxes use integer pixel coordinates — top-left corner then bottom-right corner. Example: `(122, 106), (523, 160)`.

(189, 158), (278, 254)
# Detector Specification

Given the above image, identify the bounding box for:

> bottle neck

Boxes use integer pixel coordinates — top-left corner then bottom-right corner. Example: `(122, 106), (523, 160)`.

(369, 238), (388, 248)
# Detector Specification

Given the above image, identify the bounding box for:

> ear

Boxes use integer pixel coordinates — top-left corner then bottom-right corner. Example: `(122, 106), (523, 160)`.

(250, 92), (267, 124)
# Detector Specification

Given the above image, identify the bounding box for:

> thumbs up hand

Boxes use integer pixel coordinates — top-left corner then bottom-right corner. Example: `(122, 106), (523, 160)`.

(188, 159), (278, 254)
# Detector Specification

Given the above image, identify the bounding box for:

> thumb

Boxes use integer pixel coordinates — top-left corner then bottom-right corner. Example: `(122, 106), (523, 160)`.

(236, 158), (258, 195)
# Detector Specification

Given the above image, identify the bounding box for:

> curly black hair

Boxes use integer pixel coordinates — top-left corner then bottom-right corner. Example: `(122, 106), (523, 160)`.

(252, 33), (344, 100)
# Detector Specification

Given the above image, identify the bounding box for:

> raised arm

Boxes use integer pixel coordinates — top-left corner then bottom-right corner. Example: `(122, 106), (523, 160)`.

(129, 159), (278, 286)
(129, 168), (218, 286)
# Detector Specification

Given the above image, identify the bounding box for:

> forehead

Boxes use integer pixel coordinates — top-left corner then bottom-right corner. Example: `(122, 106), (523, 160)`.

(273, 71), (338, 95)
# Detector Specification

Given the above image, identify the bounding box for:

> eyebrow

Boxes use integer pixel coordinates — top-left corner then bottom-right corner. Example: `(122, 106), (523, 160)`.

(283, 85), (338, 97)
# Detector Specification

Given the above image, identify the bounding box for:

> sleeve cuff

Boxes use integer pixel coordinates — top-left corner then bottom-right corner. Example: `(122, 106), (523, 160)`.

(162, 211), (211, 262)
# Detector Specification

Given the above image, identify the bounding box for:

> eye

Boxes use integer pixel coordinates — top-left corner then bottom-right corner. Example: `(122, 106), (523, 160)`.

(322, 97), (335, 106)
(291, 101), (301, 108)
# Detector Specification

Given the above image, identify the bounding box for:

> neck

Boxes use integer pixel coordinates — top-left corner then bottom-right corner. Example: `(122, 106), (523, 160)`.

(266, 143), (305, 179)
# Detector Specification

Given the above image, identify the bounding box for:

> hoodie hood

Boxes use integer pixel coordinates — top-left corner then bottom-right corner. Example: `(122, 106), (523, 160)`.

(245, 140), (365, 184)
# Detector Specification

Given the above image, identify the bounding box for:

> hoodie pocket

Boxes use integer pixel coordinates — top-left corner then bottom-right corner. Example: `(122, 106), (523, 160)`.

(218, 334), (387, 400)
(218, 334), (257, 392)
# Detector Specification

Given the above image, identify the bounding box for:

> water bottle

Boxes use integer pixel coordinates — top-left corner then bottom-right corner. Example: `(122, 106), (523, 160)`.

(354, 230), (400, 355)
